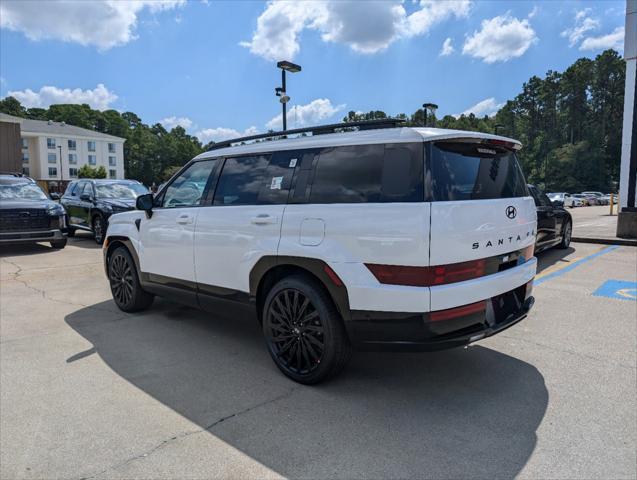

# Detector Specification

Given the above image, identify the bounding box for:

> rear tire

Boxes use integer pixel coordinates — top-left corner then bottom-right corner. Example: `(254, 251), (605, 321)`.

(93, 215), (106, 245)
(558, 220), (572, 249)
(108, 246), (154, 312)
(262, 274), (352, 384)
(50, 238), (67, 249)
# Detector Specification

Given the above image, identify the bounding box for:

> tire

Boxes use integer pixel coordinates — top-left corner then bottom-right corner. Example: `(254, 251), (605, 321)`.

(108, 246), (154, 312)
(50, 238), (67, 249)
(262, 274), (352, 384)
(558, 220), (572, 249)
(66, 228), (76, 238)
(92, 215), (106, 245)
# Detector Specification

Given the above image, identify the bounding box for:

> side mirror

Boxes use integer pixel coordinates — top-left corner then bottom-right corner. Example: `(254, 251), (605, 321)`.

(49, 192), (60, 200)
(80, 193), (92, 202)
(136, 193), (154, 218)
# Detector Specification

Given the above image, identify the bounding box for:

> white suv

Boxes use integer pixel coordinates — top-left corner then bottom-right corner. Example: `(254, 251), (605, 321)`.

(103, 121), (537, 384)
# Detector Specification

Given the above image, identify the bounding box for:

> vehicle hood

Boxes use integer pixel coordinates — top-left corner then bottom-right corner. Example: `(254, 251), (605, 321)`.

(0, 199), (61, 211)
(98, 198), (136, 209)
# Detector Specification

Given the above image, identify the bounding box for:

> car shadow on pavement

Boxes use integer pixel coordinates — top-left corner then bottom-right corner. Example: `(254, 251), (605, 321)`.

(0, 242), (61, 257)
(65, 299), (548, 479)
(536, 246), (575, 274)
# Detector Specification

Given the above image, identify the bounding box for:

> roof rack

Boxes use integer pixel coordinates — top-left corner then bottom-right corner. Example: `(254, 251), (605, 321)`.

(207, 118), (406, 151)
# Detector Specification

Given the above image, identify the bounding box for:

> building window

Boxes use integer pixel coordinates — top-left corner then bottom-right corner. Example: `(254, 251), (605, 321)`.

(108, 156), (116, 166)
(47, 138), (56, 149)
(22, 167), (29, 176)
(109, 169), (117, 179)
(48, 153), (57, 163)
(68, 153), (77, 164)
(22, 152), (29, 164)
(48, 167), (57, 177)
(21, 138), (28, 150)
(68, 139), (76, 150)
(87, 141), (96, 152)
(108, 143), (116, 153)
(88, 155), (96, 165)
(69, 168), (78, 178)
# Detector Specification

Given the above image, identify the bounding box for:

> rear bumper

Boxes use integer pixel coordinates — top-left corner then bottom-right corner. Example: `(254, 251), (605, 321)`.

(0, 229), (66, 244)
(345, 283), (534, 351)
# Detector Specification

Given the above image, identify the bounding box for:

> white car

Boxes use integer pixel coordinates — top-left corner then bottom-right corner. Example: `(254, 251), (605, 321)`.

(582, 191), (608, 205)
(548, 192), (581, 208)
(103, 121), (537, 384)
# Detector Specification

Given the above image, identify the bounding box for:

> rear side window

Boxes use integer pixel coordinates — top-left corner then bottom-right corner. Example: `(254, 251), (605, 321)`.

(213, 155), (270, 206)
(429, 142), (528, 201)
(308, 143), (423, 204)
(65, 181), (78, 196)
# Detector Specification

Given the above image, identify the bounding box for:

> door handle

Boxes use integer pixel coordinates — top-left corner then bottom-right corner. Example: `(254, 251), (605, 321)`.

(176, 214), (193, 225)
(250, 214), (277, 225)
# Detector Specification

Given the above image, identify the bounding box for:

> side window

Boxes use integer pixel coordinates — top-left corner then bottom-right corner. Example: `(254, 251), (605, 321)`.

(162, 160), (217, 208)
(213, 155), (270, 206)
(308, 143), (423, 204)
(538, 191), (552, 207)
(65, 181), (77, 196)
(528, 186), (543, 207)
(258, 150), (298, 205)
(81, 183), (93, 198)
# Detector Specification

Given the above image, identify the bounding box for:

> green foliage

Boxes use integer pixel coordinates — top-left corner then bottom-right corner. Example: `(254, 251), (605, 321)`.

(78, 165), (107, 179)
(342, 49), (624, 192)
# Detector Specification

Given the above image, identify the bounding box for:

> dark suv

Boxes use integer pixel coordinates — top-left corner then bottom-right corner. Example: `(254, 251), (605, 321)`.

(0, 174), (67, 249)
(61, 179), (148, 244)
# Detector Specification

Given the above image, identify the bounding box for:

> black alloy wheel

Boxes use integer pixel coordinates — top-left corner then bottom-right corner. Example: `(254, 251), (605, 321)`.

(263, 275), (351, 384)
(93, 215), (106, 245)
(108, 246), (154, 312)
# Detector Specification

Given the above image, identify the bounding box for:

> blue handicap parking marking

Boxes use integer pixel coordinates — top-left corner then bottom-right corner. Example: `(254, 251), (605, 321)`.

(592, 280), (637, 301)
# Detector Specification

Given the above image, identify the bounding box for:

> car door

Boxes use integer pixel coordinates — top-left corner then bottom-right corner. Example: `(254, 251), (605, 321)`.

(77, 182), (95, 228)
(61, 181), (81, 226)
(194, 152), (294, 309)
(138, 159), (219, 306)
(529, 185), (557, 247)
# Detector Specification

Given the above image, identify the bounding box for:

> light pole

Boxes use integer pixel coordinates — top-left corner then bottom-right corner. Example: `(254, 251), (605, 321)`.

(57, 145), (63, 182)
(276, 60), (301, 131)
(422, 103), (438, 128)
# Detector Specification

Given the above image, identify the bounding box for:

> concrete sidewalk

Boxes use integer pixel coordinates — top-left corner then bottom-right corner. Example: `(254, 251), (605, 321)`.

(569, 205), (637, 246)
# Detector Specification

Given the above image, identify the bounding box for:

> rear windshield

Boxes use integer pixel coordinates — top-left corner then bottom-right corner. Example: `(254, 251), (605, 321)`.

(429, 142), (528, 201)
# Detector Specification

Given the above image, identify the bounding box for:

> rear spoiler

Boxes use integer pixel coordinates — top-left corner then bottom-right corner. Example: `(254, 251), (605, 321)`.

(441, 137), (522, 151)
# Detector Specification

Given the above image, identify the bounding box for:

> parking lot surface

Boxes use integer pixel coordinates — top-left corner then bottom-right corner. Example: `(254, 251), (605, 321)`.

(1, 237), (636, 479)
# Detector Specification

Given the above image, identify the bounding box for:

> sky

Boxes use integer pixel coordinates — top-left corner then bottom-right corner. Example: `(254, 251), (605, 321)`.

(0, 0), (627, 143)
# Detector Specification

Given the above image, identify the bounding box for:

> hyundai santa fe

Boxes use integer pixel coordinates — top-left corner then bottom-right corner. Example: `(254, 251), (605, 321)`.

(103, 120), (537, 384)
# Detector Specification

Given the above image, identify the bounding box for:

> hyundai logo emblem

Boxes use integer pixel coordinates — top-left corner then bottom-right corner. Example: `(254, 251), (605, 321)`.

(506, 206), (517, 219)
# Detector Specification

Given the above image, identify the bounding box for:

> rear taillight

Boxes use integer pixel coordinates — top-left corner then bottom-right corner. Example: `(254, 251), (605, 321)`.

(366, 259), (487, 287)
(430, 301), (487, 322)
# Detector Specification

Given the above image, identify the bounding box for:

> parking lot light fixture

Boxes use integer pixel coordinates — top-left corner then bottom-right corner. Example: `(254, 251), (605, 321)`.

(276, 61), (302, 131)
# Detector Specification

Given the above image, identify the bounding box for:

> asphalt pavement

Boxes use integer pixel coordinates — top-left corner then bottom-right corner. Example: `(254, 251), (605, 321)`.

(1, 236), (635, 479)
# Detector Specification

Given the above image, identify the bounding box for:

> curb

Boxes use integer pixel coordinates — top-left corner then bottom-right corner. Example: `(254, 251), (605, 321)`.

(571, 236), (637, 247)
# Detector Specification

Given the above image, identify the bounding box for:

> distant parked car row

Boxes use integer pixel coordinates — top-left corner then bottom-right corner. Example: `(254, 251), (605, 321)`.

(547, 191), (616, 207)
(0, 175), (149, 248)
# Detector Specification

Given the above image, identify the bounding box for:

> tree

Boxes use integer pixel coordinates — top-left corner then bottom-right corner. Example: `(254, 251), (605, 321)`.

(78, 165), (107, 179)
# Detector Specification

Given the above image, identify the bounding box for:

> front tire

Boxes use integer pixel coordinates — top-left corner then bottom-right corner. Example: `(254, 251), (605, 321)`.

(558, 220), (572, 249)
(93, 215), (106, 245)
(262, 275), (352, 384)
(108, 246), (154, 312)
(50, 238), (67, 249)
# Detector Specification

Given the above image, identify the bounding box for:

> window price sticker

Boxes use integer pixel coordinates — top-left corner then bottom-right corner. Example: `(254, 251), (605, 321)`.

(270, 176), (283, 190)
(289, 158), (298, 168)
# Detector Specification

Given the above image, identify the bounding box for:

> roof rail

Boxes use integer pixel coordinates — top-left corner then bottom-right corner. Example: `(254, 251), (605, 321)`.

(206, 118), (406, 151)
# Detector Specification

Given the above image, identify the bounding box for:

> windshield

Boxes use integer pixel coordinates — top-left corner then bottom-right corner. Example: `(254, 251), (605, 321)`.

(0, 181), (48, 201)
(95, 183), (148, 199)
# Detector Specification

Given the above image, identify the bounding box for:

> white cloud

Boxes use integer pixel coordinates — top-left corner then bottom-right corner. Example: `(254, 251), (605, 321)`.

(0, 0), (185, 50)
(560, 8), (600, 47)
(527, 6), (539, 19)
(241, 0), (471, 60)
(196, 126), (259, 144)
(439, 37), (454, 56)
(456, 97), (503, 118)
(462, 14), (537, 63)
(160, 116), (193, 130)
(580, 26), (624, 51)
(7, 84), (118, 110)
(266, 98), (345, 130)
